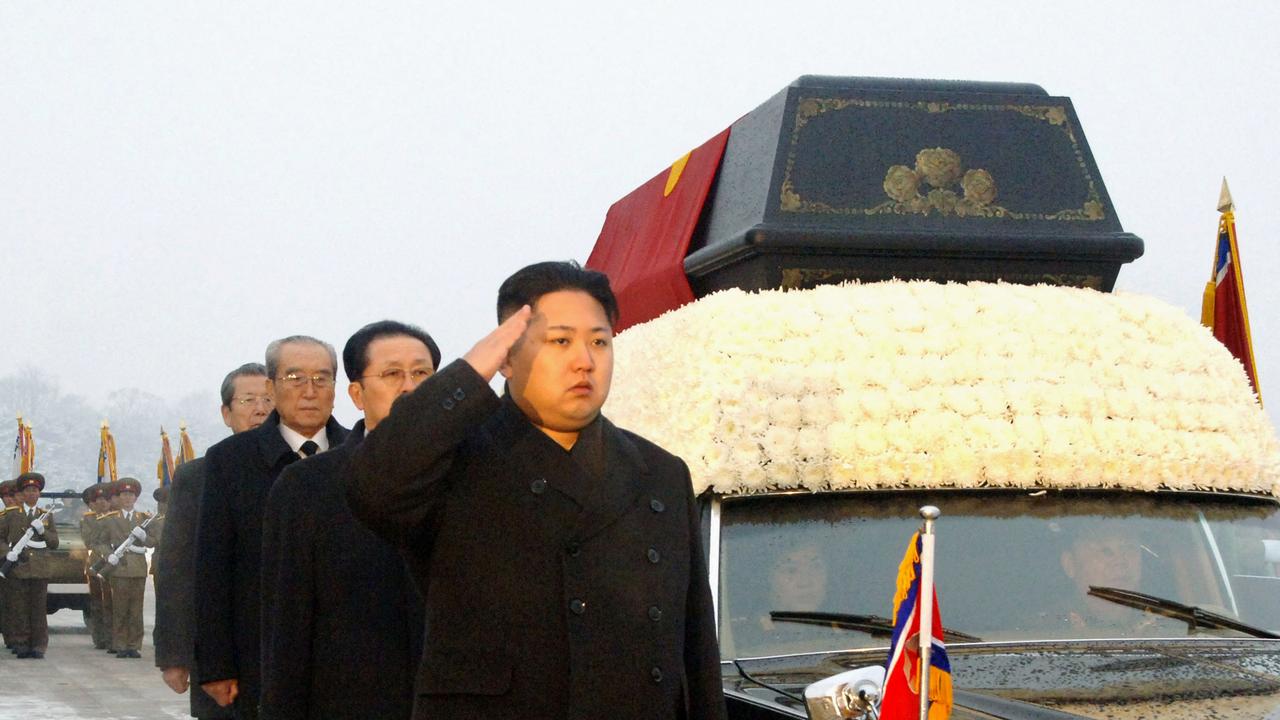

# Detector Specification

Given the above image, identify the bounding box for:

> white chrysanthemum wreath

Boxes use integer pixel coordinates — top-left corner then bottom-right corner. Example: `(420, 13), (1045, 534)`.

(604, 281), (1280, 497)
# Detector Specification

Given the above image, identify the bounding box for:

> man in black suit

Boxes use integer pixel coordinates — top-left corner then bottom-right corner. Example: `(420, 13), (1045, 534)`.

(260, 320), (440, 720)
(154, 362), (272, 720)
(196, 337), (348, 719)
(347, 262), (727, 720)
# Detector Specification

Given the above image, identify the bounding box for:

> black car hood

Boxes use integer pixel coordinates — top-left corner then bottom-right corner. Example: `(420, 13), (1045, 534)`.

(726, 639), (1280, 719)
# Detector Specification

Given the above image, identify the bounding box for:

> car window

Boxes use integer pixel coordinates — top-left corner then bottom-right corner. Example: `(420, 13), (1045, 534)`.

(717, 490), (1280, 659)
(38, 495), (88, 527)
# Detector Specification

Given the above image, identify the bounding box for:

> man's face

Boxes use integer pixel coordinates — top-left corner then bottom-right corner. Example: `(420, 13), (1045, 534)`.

(1061, 531), (1142, 597)
(19, 486), (40, 507)
(119, 491), (138, 511)
(267, 342), (337, 437)
(769, 545), (828, 612)
(349, 335), (435, 431)
(91, 497), (110, 513)
(502, 290), (613, 444)
(1, 493), (16, 507)
(221, 374), (273, 433)
(109, 494), (123, 510)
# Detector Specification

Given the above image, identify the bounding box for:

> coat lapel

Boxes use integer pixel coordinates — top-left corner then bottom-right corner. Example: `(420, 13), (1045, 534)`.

(571, 417), (649, 543)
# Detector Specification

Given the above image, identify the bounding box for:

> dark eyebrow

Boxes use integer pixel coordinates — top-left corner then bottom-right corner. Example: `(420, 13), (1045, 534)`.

(546, 325), (612, 334)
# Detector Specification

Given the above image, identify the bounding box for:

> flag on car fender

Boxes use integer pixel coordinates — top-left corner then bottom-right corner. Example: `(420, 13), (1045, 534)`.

(879, 531), (952, 720)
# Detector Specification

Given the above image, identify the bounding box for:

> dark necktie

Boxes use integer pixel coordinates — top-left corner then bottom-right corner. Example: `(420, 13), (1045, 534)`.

(300, 440), (320, 457)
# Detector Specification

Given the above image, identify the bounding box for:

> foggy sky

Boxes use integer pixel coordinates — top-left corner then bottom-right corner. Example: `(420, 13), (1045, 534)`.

(3, 1), (1279, 436)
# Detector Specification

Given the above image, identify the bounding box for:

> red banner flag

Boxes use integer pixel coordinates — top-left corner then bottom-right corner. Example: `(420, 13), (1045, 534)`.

(587, 128), (731, 333)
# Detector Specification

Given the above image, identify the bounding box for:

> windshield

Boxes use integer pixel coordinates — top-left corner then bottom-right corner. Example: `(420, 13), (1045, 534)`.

(717, 490), (1280, 659)
(37, 494), (89, 527)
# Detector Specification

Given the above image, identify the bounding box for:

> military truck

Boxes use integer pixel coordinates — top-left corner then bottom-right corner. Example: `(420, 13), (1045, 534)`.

(39, 490), (93, 624)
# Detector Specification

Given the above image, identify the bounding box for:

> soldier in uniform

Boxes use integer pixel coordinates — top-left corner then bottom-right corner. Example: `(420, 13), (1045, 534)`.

(99, 477), (157, 658)
(3, 472), (60, 659)
(80, 483), (113, 649)
(95, 481), (121, 652)
(0, 480), (20, 651)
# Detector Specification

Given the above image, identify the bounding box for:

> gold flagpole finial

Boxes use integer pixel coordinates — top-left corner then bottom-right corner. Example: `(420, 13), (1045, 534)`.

(179, 421), (187, 431)
(1218, 177), (1234, 213)
(100, 420), (107, 430)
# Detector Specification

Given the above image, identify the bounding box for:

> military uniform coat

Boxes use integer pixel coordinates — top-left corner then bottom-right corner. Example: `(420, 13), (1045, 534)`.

(3, 504), (59, 653)
(4, 504), (60, 578)
(346, 360), (726, 720)
(196, 411), (348, 714)
(154, 458), (233, 719)
(260, 420), (423, 720)
(99, 510), (156, 577)
(100, 509), (156, 652)
(80, 511), (111, 648)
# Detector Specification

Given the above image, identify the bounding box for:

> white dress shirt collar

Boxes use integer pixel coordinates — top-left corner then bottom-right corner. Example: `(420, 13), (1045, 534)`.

(279, 422), (329, 458)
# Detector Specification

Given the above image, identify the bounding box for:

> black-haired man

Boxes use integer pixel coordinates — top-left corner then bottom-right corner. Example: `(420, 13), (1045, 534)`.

(156, 362), (271, 720)
(197, 340), (347, 719)
(348, 262), (726, 720)
(260, 320), (439, 720)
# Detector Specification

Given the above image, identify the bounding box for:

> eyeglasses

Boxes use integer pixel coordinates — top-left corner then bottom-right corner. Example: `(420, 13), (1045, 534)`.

(361, 367), (434, 386)
(277, 372), (336, 389)
(232, 395), (274, 407)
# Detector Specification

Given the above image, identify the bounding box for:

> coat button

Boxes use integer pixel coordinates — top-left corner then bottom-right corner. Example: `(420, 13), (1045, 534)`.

(453, 388), (466, 400)
(442, 398), (455, 410)
(649, 498), (665, 513)
(569, 598), (585, 615)
(566, 542), (581, 557)
(531, 478), (547, 494)
(650, 667), (663, 683)
(648, 605), (662, 621)
(647, 547), (660, 564)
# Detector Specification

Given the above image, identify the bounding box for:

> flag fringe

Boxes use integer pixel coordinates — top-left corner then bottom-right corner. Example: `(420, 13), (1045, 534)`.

(891, 531), (920, 625)
(929, 667), (953, 720)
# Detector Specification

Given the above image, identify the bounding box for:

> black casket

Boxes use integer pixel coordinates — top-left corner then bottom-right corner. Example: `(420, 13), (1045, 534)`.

(683, 76), (1143, 295)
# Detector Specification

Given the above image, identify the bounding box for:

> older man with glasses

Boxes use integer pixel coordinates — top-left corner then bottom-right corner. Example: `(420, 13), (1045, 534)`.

(260, 320), (441, 720)
(195, 337), (348, 720)
(155, 362), (272, 720)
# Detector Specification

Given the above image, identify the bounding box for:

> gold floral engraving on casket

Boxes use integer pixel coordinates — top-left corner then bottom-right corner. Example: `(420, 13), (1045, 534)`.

(876, 148), (1008, 218)
(779, 98), (1107, 222)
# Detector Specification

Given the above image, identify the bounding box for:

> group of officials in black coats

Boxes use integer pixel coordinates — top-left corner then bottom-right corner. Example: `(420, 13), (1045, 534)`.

(153, 260), (726, 720)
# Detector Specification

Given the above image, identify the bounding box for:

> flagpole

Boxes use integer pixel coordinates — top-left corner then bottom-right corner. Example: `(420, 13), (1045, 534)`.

(918, 505), (940, 720)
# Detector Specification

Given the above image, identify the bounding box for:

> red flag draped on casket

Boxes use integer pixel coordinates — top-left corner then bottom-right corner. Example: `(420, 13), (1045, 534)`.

(587, 128), (731, 332)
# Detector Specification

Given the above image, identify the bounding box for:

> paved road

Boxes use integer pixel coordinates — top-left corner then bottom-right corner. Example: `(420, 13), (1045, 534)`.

(0, 589), (192, 719)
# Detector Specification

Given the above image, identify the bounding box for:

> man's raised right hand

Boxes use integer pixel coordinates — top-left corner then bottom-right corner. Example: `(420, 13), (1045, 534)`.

(463, 304), (532, 382)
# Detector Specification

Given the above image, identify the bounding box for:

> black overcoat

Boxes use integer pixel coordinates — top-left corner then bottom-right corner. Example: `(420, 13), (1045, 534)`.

(346, 360), (727, 720)
(259, 421), (423, 720)
(195, 411), (348, 713)
(154, 457), (234, 719)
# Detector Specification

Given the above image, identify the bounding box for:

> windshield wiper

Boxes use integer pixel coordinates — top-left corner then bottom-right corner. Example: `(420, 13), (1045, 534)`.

(770, 611), (982, 643)
(1089, 585), (1280, 639)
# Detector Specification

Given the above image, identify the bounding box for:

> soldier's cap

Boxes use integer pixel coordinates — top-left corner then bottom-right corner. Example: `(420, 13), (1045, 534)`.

(153, 485), (169, 503)
(100, 481), (121, 499)
(16, 472), (45, 492)
(82, 484), (105, 504)
(117, 477), (142, 496)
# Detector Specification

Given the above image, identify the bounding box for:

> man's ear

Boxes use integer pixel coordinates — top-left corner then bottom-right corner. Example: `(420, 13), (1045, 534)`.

(348, 382), (365, 412)
(220, 405), (233, 428)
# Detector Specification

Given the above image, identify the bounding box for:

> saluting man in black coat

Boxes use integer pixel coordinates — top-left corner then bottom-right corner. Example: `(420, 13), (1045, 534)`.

(155, 362), (272, 720)
(196, 337), (348, 720)
(260, 320), (439, 720)
(347, 262), (727, 720)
